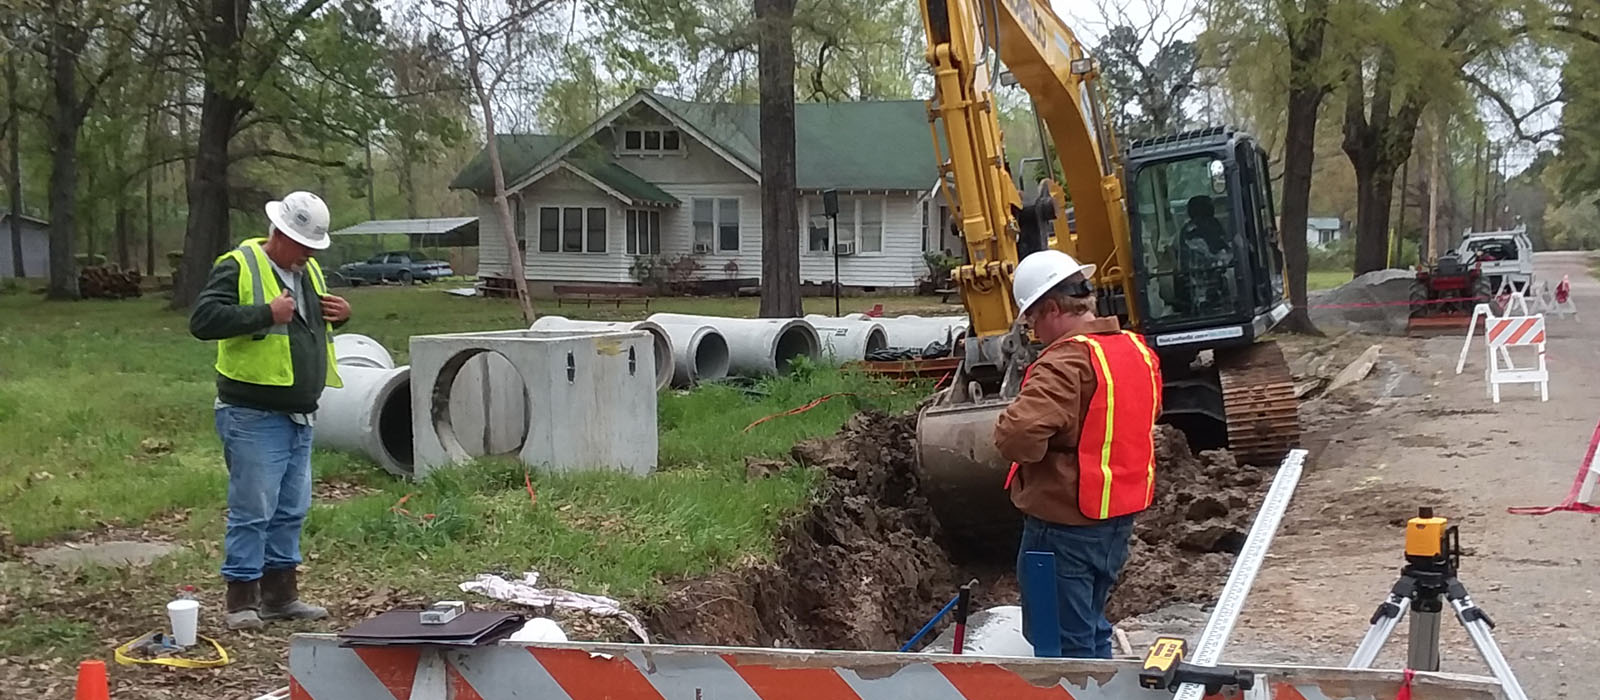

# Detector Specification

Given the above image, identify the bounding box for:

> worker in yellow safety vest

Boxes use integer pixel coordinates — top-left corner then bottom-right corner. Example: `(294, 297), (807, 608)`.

(993, 249), (1163, 659)
(188, 191), (350, 631)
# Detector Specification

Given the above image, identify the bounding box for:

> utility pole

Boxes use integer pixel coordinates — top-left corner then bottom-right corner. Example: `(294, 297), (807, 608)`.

(1426, 118), (1439, 263)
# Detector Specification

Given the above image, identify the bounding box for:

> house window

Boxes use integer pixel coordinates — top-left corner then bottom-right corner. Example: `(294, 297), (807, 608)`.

(586, 207), (607, 253)
(540, 206), (607, 253)
(538, 207), (560, 252)
(1319, 229), (1334, 246)
(621, 127), (683, 154)
(692, 198), (739, 253)
(626, 209), (661, 255)
(803, 195), (884, 253)
(514, 199), (528, 253)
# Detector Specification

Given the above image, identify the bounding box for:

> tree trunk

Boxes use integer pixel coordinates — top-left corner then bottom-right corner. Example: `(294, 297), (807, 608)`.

(1426, 119), (1438, 261)
(116, 195), (131, 270)
(45, 19), (82, 300)
(397, 138), (419, 219)
(755, 0), (802, 318)
(172, 87), (247, 308)
(171, 0), (251, 309)
(1272, 0), (1330, 335)
(1351, 158), (1396, 275)
(1276, 87), (1322, 334)
(145, 107), (156, 275)
(365, 137), (376, 220)
(7, 38), (23, 279)
(454, 0), (534, 323)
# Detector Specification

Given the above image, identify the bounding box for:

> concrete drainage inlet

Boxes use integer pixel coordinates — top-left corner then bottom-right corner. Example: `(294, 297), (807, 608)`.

(434, 349), (531, 459)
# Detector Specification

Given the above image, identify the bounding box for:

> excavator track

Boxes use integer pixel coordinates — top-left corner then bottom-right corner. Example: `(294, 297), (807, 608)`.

(1216, 341), (1302, 466)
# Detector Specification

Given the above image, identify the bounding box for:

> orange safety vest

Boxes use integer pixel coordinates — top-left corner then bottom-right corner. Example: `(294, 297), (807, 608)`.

(1004, 330), (1163, 520)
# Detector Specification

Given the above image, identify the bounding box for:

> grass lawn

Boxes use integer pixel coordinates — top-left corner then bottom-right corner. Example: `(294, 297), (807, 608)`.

(0, 284), (940, 687)
(1306, 269), (1352, 291)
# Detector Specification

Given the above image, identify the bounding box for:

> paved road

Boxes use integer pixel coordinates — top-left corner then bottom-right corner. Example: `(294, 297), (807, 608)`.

(1227, 251), (1597, 698)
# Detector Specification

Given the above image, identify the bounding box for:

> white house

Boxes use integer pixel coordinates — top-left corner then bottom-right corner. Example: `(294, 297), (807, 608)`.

(1306, 216), (1343, 249)
(449, 90), (950, 292)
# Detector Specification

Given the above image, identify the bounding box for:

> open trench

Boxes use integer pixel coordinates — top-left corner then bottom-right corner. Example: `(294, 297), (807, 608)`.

(645, 411), (1272, 651)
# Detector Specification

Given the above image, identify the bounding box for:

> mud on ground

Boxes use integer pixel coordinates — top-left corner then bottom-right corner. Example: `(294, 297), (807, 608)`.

(648, 412), (1274, 648)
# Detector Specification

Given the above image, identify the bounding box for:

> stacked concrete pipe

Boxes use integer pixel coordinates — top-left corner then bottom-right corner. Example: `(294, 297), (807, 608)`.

(528, 316), (674, 390)
(649, 321), (731, 388)
(314, 365), (414, 478)
(332, 333), (396, 369)
(802, 314), (889, 364)
(647, 313), (821, 377)
(843, 314), (969, 350)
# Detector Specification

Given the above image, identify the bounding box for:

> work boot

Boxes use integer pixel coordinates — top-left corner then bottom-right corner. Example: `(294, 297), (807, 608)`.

(225, 579), (265, 631)
(260, 567), (329, 622)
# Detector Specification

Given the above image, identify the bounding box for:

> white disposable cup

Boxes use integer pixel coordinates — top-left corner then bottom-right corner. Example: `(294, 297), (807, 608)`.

(167, 599), (200, 647)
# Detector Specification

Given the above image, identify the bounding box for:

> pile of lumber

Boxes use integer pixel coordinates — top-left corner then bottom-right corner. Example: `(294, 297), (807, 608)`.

(78, 265), (143, 299)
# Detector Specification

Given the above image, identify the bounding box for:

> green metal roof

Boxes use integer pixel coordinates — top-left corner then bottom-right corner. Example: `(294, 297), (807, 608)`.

(574, 160), (680, 205)
(649, 92), (941, 190)
(450, 92), (943, 195)
(448, 134), (567, 191)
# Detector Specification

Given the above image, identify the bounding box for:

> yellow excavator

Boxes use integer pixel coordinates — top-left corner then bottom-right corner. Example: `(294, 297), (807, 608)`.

(913, 0), (1301, 553)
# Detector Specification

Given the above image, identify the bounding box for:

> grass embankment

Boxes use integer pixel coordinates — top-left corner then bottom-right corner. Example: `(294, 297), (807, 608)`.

(0, 285), (938, 666)
(1306, 269), (1352, 291)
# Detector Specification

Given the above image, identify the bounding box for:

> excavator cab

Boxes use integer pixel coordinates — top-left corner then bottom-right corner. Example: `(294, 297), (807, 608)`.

(1120, 127), (1298, 460)
(1122, 127), (1290, 342)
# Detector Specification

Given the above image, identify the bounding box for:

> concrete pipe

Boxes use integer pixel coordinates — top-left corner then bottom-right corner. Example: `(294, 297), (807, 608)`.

(528, 316), (673, 390)
(313, 365), (413, 478)
(333, 333), (395, 369)
(648, 313), (821, 376)
(803, 314), (889, 364)
(650, 321), (731, 388)
(873, 314), (970, 350)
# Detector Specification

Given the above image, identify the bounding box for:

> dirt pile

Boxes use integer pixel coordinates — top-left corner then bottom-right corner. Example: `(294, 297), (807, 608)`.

(1307, 269), (1417, 335)
(647, 414), (1272, 647)
(647, 411), (958, 650)
(1108, 426), (1267, 621)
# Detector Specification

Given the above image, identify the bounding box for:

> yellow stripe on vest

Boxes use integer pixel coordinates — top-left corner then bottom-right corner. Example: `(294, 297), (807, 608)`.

(1123, 331), (1161, 502)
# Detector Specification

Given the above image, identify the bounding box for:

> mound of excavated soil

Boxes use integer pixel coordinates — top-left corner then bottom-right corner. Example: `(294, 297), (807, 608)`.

(1108, 426), (1266, 621)
(647, 413), (1269, 648)
(647, 411), (956, 650)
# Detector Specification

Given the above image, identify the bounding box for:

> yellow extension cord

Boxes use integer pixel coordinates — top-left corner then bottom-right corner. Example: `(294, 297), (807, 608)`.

(113, 632), (232, 669)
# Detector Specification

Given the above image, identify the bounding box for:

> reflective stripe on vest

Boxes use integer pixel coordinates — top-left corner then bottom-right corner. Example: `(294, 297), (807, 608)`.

(1001, 331), (1162, 520)
(212, 239), (343, 389)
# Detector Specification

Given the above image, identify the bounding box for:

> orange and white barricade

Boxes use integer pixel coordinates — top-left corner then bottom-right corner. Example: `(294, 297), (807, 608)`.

(1480, 314), (1548, 403)
(1454, 303), (1513, 375)
(280, 634), (1511, 700)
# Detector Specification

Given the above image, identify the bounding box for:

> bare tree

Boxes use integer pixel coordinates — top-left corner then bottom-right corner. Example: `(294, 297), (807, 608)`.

(433, 0), (565, 324)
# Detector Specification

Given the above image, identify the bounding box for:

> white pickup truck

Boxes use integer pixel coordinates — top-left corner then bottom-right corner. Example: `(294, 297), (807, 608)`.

(1457, 227), (1534, 294)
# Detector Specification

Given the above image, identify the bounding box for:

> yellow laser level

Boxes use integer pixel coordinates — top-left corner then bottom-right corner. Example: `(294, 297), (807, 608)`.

(1139, 637), (1185, 689)
(1405, 507), (1448, 558)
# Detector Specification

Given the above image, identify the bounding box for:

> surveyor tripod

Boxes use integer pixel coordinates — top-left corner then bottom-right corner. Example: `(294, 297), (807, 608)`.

(1348, 508), (1529, 700)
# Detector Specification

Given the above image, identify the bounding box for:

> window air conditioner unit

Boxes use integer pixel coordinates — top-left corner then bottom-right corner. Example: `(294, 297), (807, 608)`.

(693, 242), (712, 254)
(835, 241), (857, 255)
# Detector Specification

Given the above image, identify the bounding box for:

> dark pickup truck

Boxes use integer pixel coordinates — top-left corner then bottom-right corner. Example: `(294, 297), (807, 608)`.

(338, 251), (454, 285)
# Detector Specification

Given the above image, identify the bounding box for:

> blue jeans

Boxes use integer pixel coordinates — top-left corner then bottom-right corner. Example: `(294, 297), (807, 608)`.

(1017, 514), (1135, 658)
(216, 405), (314, 582)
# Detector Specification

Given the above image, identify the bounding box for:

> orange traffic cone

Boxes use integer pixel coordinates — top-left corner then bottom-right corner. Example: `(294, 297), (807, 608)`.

(75, 659), (109, 700)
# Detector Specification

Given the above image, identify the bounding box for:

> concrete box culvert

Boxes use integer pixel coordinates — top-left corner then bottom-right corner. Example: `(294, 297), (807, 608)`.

(333, 333), (395, 369)
(650, 321), (731, 387)
(803, 314), (889, 364)
(647, 313), (820, 376)
(529, 316), (673, 390)
(409, 329), (659, 479)
(313, 365), (413, 477)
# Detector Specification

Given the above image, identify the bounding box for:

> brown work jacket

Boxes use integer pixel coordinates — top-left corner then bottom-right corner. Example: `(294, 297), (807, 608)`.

(994, 316), (1127, 526)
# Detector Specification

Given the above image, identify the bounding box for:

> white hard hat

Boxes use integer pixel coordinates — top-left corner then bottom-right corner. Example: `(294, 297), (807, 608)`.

(265, 191), (332, 250)
(1012, 249), (1096, 314)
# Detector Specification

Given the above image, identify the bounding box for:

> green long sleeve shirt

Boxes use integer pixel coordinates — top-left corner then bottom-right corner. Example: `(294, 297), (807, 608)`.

(188, 257), (347, 415)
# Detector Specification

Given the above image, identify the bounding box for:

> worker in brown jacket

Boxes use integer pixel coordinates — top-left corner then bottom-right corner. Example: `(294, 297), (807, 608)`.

(994, 249), (1163, 659)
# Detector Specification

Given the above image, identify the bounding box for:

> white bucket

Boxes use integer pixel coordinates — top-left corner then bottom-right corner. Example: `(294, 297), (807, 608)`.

(167, 598), (200, 646)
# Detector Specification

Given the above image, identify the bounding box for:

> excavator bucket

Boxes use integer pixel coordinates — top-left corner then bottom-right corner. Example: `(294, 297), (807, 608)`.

(915, 397), (1024, 557)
